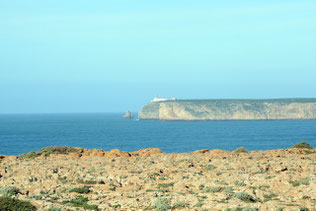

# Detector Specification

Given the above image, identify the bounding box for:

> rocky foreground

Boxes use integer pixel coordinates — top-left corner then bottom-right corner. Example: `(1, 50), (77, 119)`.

(0, 144), (315, 211)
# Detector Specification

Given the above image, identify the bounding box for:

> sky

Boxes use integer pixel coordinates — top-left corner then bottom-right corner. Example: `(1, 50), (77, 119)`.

(1, 0), (316, 113)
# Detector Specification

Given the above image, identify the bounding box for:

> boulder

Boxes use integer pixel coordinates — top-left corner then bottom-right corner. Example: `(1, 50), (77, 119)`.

(81, 149), (105, 157)
(131, 148), (162, 157)
(104, 149), (131, 158)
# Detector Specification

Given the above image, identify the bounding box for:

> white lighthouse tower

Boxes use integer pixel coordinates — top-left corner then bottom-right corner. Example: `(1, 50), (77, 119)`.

(151, 94), (168, 102)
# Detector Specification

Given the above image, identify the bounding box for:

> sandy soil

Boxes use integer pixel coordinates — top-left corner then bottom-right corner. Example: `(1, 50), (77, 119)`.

(0, 147), (315, 210)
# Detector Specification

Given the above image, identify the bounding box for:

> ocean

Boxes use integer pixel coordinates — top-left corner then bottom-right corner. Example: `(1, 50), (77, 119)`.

(0, 113), (315, 155)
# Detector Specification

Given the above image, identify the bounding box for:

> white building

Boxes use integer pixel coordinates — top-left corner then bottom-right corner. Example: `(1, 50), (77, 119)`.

(152, 94), (168, 102)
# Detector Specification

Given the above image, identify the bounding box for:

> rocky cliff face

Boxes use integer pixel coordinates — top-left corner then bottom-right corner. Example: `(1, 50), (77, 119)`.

(138, 102), (161, 119)
(138, 99), (316, 120)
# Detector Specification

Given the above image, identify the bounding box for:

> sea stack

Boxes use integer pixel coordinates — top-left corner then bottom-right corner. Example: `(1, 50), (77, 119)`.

(123, 110), (133, 119)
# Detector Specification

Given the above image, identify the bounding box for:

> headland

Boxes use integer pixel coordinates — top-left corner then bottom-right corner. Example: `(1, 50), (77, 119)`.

(138, 98), (316, 120)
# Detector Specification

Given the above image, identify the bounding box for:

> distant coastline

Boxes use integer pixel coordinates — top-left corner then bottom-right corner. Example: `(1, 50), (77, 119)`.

(138, 98), (316, 121)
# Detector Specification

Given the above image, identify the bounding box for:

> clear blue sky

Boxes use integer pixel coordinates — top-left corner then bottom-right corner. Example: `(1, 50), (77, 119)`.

(1, 0), (316, 113)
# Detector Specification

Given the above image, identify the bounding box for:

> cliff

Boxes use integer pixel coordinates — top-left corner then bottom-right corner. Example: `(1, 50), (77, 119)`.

(138, 98), (316, 120)
(138, 101), (161, 119)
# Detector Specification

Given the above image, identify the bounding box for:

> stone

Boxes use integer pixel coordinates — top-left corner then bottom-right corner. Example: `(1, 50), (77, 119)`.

(131, 148), (162, 157)
(104, 149), (131, 158)
(123, 110), (133, 119)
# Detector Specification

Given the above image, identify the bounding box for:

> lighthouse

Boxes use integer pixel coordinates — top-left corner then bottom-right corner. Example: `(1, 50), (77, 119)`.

(151, 94), (168, 102)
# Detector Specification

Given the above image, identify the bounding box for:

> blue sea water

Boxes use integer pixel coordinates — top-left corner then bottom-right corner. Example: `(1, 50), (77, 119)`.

(0, 113), (315, 155)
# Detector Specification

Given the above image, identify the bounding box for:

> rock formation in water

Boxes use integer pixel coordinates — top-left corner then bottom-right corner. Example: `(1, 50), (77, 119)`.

(138, 98), (316, 120)
(123, 110), (133, 119)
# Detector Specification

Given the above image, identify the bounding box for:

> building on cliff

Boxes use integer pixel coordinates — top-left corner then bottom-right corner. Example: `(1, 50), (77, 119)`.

(151, 94), (168, 102)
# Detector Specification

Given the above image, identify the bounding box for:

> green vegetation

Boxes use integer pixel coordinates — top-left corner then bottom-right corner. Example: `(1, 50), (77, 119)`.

(62, 195), (98, 210)
(292, 142), (313, 149)
(263, 192), (278, 202)
(172, 201), (189, 209)
(199, 184), (205, 190)
(235, 192), (257, 203)
(112, 204), (121, 208)
(77, 179), (98, 185)
(146, 189), (169, 193)
(204, 164), (217, 170)
(224, 187), (234, 193)
(19, 146), (81, 159)
(215, 180), (228, 185)
(234, 180), (246, 187)
(258, 185), (270, 191)
(47, 207), (61, 211)
(290, 177), (310, 187)
(202, 186), (222, 193)
(193, 201), (204, 207)
(0, 186), (19, 196)
(216, 170), (227, 176)
(153, 197), (171, 211)
(253, 170), (265, 174)
(233, 147), (248, 153)
(68, 187), (90, 194)
(0, 196), (36, 211)
(57, 176), (67, 183)
(225, 207), (259, 211)
(157, 183), (174, 189)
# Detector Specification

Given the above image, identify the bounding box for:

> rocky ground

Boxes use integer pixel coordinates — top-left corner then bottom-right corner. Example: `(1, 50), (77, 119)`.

(0, 145), (315, 211)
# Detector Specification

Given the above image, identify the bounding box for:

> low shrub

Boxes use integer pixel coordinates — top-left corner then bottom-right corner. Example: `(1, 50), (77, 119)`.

(157, 183), (174, 189)
(234, 180), (246, 187)
(47, 207), (62, 211)
(215, 180), (228, 185)
(154, 197), (171, 211)
(0, 196), (36, 211)
(193, 201), (204, 207)
(224, 186), (234, 193)
(172, 201), (189, 209)
(233, 147), (248, 153)
(112, 204), (121, 208)
(202, 186), (222, 193)
(19, 146), (81, 159)
(68, 187), (90, 194)
(77, 179), (97, 185)
(235, 192), (257, 203)
(225, 207), (259, 211)
(0, 186), (19, 196)
(205, 164), (217, 170)
(263, 192), (278, 202)
(292, 142), (313, 149)
(62, 195), (98, 210)
(291, 177), (310, 187)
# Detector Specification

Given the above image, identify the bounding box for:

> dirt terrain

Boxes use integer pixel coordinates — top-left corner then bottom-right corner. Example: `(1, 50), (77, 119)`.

(0, 144), (315, 210)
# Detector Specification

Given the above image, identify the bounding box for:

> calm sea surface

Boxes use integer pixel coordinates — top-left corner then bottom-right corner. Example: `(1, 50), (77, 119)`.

(0, 113), (315, 155)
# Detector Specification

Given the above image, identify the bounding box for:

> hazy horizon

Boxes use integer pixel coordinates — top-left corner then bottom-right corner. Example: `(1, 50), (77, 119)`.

(1, 1), (316, 113)
(2, 97), (316, 114)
